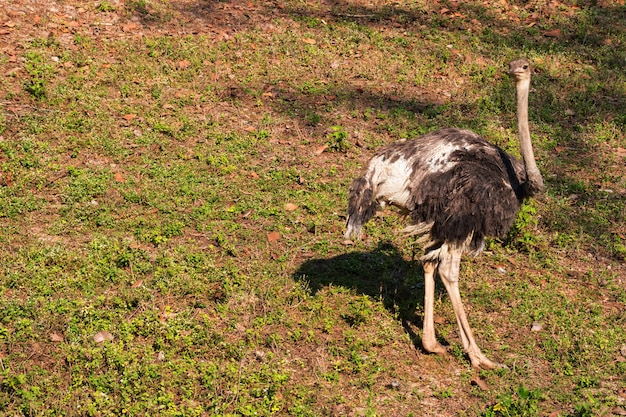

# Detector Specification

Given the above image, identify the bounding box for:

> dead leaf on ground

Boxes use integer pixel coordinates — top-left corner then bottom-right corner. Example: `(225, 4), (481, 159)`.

(543, 29), (562, 38)
(494, 264), (507, 274)
(131, 279), (143, 288)
(114, 171), (125, 182)
(302, 38), (316, 44)
(49, 332), (64, 342)
(285, 203), (298, 211)
(314, 144), (328, 155)
(471, 377), (489, 391)
(177, 60), (191, 69)
(0, 171), (13, 187)
(267, 231), (280, 242)
(122, 113), (137, 121)
(122, 22), (138, 32)
(616, 147), (626, 158)
(94, 331), (114, 343)
(613, 407), (626, 416)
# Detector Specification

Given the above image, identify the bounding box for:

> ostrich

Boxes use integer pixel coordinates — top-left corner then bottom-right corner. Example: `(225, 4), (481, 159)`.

(344, 59), (543, 369)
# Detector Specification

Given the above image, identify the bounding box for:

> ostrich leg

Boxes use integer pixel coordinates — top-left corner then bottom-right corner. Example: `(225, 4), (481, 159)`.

(438, 249), (504, 370)
(422, 261), (446, 354)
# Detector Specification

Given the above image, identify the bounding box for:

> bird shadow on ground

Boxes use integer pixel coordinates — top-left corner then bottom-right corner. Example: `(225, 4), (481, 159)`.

(293, 241), (447, 352)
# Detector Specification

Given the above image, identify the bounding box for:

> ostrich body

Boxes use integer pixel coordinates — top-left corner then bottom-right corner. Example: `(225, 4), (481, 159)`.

(344, 59), (543, 369)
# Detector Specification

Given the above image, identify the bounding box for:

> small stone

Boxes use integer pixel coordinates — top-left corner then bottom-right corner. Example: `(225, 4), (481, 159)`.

(388, 380), (400, 390)
(531, 322), (544, 332)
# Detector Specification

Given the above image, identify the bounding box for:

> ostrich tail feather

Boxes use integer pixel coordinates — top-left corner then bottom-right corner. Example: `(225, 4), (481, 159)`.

(345, 176), (378, 240)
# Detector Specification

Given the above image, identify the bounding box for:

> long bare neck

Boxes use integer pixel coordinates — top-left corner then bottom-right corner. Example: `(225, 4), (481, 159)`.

(516, 77), (544, 195)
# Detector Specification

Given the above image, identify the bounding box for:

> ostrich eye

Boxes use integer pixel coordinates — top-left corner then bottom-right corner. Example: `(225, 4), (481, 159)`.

(523, 65), (529, 69)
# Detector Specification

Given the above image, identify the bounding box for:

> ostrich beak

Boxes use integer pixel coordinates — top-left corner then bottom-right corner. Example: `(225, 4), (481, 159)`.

(507, 67), (517, 76)
(508, 60), (531, 78)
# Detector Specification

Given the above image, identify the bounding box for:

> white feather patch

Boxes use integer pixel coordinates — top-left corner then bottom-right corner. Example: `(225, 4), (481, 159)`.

(368, 155), (414, 208)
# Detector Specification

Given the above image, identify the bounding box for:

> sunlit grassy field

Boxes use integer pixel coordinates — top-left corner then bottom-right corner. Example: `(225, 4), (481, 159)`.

(0, 0), (625, 415)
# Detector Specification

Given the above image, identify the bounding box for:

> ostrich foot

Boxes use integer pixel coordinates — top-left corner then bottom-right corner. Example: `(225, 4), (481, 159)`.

(468, 351), (508, 370)
(422, 340), (447, 355)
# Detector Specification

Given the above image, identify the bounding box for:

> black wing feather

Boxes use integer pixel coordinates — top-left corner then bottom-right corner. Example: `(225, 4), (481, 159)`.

(408, 143), (522, 249)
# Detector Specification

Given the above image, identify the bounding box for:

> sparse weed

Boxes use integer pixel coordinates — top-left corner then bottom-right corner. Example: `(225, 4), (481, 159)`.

(484, 386), (543, 417)
(435, 387), (455, 399)
(326, 125), (350, 152)
(95, 1), (115, 12)
(507, 200), (539, 251)
(341, 295), (374, 326)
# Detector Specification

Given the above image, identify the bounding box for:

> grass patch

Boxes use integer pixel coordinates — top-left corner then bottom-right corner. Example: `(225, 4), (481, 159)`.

(0, 0), (625, 415)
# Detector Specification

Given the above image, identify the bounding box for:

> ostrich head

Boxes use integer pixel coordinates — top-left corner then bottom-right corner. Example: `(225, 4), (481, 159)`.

(508, 58), (532, 82)
(508, 58), (544, 196)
